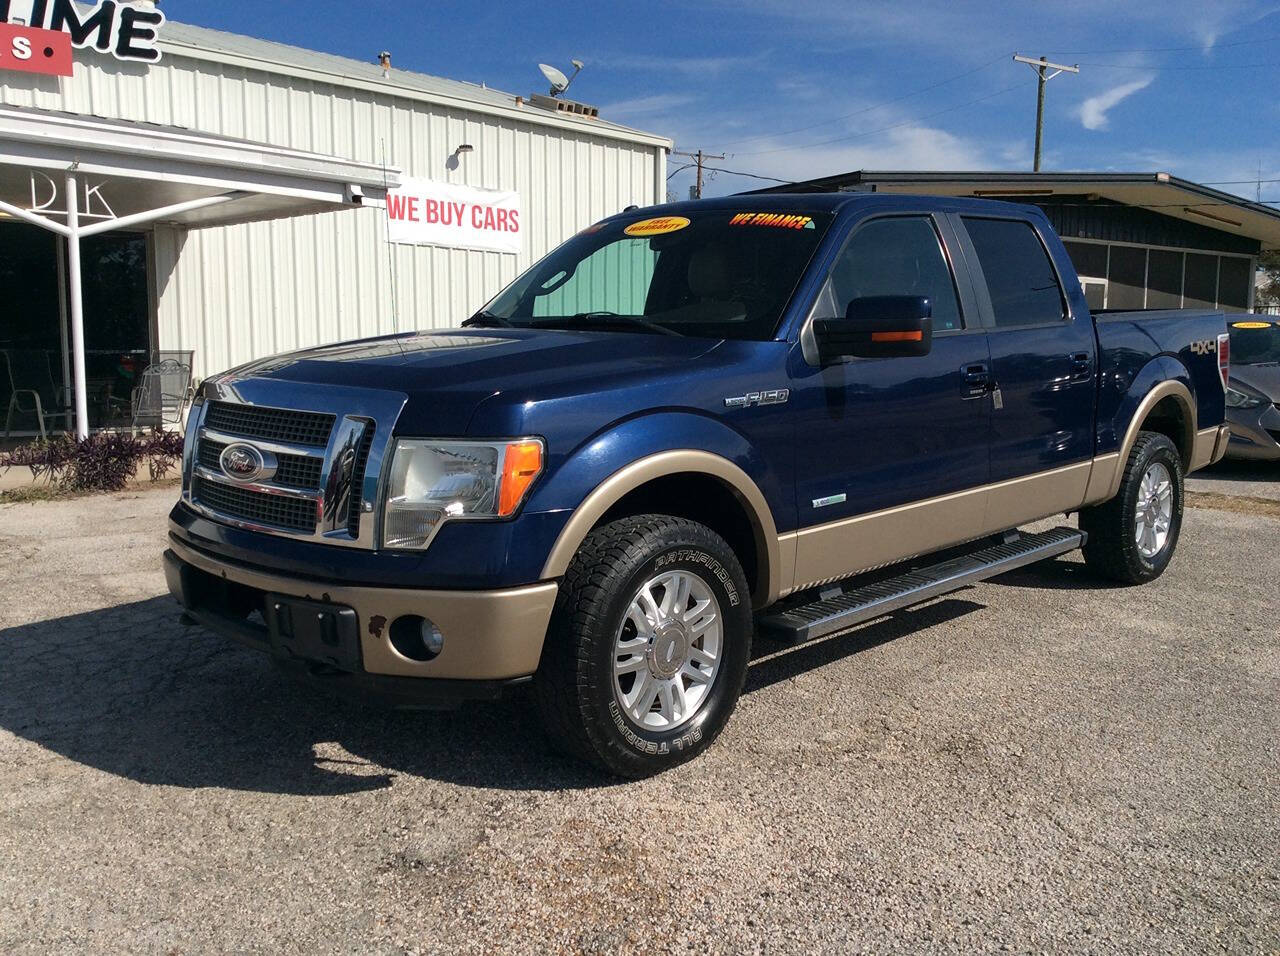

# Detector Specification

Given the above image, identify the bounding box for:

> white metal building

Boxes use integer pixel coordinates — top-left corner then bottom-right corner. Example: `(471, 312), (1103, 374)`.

(0, 3), (669, 435)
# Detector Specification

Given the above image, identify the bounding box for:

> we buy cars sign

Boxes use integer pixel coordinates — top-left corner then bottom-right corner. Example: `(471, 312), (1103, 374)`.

(0, 22), (73, 76)
(386, 178), (523, 255)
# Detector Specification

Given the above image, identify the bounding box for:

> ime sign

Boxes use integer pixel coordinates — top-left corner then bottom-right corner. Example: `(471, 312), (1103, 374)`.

(0, 21), (71, 75)
(1, 0), (165, 64)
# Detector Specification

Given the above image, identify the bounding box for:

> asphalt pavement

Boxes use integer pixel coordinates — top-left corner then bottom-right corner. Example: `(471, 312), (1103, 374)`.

(0, 484), (1276, 952)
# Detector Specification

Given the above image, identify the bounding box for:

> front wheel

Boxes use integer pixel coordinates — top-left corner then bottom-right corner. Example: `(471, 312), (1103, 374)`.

(533, 515), (753, 778)
(1079, 431), (1184, 584)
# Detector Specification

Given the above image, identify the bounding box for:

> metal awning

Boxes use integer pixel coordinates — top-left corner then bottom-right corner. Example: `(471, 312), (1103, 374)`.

(748, 169), (1280, 251)
(0, 106), (402, 438)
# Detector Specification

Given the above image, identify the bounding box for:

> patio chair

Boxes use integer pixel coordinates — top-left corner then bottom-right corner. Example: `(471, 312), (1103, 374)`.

(131, 357), (194, 432)
(153, 349), (195, 369)
(2, 349), (68, 440)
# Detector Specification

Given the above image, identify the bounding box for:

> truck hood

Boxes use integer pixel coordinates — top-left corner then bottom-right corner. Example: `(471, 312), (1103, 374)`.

(219, 328), (723, 434)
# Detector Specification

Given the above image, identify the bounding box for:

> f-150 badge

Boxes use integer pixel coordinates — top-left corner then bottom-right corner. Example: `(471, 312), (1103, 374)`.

(724, 389), (789, 408)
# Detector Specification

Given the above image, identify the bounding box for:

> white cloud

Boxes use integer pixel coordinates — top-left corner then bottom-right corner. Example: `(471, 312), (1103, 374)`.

(1076, 77), (1154, 130)
(600, 93), (696, 121)
(600, 53), (752, 77)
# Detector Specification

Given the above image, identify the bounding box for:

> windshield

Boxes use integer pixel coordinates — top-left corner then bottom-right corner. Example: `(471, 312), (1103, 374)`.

(1229, 318), (1280, 364)
(478, 210), (834, 340)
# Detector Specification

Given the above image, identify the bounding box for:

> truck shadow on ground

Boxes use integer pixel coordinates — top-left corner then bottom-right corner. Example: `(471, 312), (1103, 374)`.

(985, 556), (1109, 591)
(1191, 459), (1280, 486)
(0, 594), (983, 794)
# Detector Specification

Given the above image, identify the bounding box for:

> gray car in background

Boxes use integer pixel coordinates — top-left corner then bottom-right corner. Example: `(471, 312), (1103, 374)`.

(1224, 318), (1280, 461)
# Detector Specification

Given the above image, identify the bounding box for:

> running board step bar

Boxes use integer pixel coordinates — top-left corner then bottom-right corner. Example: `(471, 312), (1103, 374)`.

(758, 526), (1086, 644)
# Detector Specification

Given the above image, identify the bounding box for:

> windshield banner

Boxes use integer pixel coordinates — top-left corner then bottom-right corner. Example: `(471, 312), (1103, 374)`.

(385, 178), (523, 254)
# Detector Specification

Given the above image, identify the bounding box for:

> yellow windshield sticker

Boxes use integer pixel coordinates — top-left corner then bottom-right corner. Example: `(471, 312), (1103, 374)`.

(729, 212), (816, 230)
(1231, 320), (1273, 329)
(623, 216), (691, 237)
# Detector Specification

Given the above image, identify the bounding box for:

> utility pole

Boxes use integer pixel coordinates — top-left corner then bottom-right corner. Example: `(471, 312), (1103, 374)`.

(673, 149), (725, 199)
(1012, 55), (1079, 172)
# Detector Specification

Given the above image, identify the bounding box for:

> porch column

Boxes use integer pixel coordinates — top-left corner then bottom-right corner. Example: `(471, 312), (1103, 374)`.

(65, 171), (90, 440)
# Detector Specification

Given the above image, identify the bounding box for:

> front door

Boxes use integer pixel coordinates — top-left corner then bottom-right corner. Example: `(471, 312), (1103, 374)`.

(787, 213), (992, 590)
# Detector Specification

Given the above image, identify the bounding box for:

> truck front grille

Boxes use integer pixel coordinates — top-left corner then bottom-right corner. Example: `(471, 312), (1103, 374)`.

(184, 383), (405, 549)
(197, 438), (323, 490)
(192, 475), (318, 533)
(204, 401), (334, 447)
(346, 424), (376, 537)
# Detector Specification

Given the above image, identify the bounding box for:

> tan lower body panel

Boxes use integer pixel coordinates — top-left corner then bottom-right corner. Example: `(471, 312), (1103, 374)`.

(168, 536), (558, 680)
(1190, 425), (1230, 472)
(982, 461), (1091, 530)
(783, 461), (1093, 594)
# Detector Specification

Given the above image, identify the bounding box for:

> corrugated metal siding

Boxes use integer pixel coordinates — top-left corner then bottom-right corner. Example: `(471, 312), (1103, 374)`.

(0, 52), (664, 380)
(1035, 197), (1260, 256)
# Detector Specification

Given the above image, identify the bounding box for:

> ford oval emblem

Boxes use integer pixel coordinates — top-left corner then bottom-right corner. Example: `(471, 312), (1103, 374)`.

(220, 443), (266, 483)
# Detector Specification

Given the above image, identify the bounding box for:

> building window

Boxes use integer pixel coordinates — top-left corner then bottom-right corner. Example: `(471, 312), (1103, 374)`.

(1063, 240), (1107, 280)
(1184, 253), (1218, 309)
(1147, 249), (1183, 309)
(1106, 245), (1147, 310)
(1217, 256), (1251, 312)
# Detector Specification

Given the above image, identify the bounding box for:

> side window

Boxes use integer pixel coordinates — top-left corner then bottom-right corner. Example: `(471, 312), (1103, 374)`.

(532, 239), (657, 317)
(962, 217), (1066, 328)
(820, 216), (963, 332)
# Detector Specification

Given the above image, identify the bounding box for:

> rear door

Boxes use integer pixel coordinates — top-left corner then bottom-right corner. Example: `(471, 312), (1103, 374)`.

(951, 214), (1097, 527)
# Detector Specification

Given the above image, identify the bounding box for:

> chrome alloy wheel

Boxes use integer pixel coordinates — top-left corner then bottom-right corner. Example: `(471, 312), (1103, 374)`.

(1135, 461), (1174, 558)
(612, 569), (723, 731)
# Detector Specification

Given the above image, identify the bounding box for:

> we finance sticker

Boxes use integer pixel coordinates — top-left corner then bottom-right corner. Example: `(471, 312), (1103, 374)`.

(729, 212), (816, 230)
(1231, 321), (1274, 329)
(623, 216), (691, 237)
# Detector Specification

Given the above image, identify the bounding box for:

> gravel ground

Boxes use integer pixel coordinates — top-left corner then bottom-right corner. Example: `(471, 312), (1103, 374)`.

(1187, 458), (1280, 501)
(0, 487), (1277, 953)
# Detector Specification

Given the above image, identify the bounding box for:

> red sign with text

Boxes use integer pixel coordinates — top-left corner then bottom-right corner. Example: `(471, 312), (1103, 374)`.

(0, 22), (74, 77)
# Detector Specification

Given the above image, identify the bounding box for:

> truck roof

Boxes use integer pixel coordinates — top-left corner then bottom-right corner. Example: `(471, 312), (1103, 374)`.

(623, 191), (1049, 221)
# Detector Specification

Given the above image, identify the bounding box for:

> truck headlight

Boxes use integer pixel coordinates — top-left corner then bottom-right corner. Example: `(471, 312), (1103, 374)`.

(381, 439), (544, 549)
(1225, 386), (1266, 410)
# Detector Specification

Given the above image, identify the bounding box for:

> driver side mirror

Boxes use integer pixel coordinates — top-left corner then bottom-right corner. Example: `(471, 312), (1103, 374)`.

(813, 295), (933, 363)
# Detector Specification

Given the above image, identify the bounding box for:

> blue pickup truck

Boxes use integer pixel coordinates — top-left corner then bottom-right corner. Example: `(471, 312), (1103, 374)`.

(165, 194), (1231, 776)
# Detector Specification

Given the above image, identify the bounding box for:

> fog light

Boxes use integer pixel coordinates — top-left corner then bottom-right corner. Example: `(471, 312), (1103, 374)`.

(388, 615), (444, 661)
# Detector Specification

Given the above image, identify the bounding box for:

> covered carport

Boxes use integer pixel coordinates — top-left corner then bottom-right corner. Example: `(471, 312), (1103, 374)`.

(0, 105), (401, 438)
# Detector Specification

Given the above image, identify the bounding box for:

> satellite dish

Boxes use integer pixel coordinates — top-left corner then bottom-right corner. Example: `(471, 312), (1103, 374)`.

(539, 63), (570, 95)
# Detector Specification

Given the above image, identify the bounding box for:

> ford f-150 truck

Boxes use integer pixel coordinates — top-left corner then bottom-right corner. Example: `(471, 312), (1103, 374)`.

(165, 194), (1231, 777)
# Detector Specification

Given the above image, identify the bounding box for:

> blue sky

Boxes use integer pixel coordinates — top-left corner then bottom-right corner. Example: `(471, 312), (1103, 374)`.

(166, 0), (1280, 203)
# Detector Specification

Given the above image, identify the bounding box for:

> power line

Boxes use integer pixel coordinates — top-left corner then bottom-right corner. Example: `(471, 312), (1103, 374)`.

(1047, 34), (1280, 55)
(673, 149), (726, 198)
(696, 165), (793, 184)
(711, 53), (1010, 150)
(1077, 60), (1278, 70)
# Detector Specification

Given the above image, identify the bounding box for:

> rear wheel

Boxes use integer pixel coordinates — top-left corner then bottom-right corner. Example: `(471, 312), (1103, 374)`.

(533, 515), (752, 778)
(1079, 431), (1184, 584)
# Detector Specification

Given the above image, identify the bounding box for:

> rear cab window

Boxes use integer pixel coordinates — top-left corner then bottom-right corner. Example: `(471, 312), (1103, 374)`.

(962, 217), (1067, 328)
